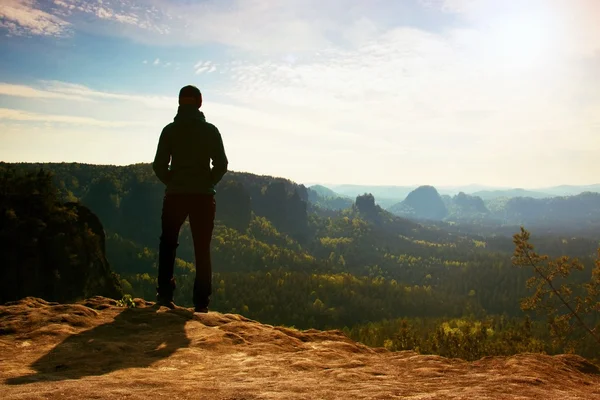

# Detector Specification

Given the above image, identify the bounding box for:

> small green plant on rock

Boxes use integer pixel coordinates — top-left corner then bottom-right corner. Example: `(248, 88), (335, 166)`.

(116, 294), (136, 308)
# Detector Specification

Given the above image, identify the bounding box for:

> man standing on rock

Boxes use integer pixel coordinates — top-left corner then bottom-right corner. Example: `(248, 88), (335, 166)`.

(152, 85), (228, 313)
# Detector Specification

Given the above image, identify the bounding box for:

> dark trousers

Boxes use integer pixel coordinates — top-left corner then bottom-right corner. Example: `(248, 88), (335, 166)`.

(157, 193), (216, 307)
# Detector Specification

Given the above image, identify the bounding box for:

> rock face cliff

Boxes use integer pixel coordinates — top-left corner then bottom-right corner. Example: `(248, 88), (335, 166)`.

(0, 168), (122, 304)
(1, 297), (599, 400)
(391, 185), (448, 220)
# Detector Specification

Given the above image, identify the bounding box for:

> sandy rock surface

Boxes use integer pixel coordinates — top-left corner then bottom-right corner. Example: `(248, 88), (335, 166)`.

(1, 297), (599, 399)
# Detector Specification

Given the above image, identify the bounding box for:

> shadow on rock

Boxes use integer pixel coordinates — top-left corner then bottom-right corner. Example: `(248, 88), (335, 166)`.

(7, 305), (193, 384)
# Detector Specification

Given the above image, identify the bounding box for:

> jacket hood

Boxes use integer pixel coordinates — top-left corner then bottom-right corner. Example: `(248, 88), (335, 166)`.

(174, 105), (206, 122)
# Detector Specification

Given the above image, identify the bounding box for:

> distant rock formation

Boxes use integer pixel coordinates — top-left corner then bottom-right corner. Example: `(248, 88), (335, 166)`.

(355, 193), (377, 214)
(256, 181), (309, 242)
(1, 297), (599, 399)
(65, 202), (107, 253)
(0, 168), (122, 304)
(215, 179), (252, 231)
(450, 192), (489, 217)
(395, 185), (448, 220)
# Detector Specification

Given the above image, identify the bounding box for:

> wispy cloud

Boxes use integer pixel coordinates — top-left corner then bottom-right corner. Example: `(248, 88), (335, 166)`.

(195, 61), (218, 75)
(0, 107), (150, 128)
(4, 0), (600, 59)
(0, 82), (86, 101)
(208, 19), (600, 185)
(222, 25), (590, 129)
(51, 0), (168, 33)
(0, 81), (174, 109)
(43, 81), (175, 109)
(0, 1), (427, 53)
(0, 0), (70, 36)
(146, 58), (175, 68)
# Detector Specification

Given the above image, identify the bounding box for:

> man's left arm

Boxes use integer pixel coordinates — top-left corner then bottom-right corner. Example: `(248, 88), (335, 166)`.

(153, 127), (171, 185)
(210, 125), (228, 185)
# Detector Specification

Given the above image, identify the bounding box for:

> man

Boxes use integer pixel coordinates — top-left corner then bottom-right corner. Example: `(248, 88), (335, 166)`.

(152, 85), (228, 312)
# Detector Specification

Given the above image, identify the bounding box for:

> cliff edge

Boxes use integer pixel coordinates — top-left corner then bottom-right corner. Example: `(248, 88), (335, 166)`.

(1, 297), (599, 399)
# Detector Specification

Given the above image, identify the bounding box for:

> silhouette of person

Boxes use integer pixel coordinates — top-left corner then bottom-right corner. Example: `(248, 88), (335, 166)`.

(152, 85), (228, 312)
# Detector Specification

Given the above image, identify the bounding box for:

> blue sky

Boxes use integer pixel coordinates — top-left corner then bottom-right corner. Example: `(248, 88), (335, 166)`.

(0, 0), (599, 187)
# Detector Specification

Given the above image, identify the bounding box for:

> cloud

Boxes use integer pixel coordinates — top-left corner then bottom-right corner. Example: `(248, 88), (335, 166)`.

(4, 0), (600, 60)
(1, 1), (600, 185)
(424, 0), (600, 57)
(0, 0), (70, 36)
(1, 71), (598, 186)
(51, 0), (168, 33)
(1, 1), (434, 53)
(195, 61), (217, 74)
(214, 22), (600, 171)
(0, 107), (150, 128)
(147, 58), (175, 68)
(40, 81), (175, 109)
(0, 81), (174, 109)
(0, 82), (87, 101)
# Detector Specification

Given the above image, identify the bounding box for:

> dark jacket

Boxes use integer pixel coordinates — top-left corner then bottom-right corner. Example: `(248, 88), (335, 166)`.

(153, 105), (228, 194)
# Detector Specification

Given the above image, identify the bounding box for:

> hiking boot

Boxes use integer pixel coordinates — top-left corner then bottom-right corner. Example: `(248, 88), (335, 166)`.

(156, 294), (177, 309)
(194, 305), (209, 313)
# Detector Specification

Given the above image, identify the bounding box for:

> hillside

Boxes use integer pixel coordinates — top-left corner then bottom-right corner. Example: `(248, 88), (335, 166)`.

(472, 188), (552, 200)
(7, 162), (600, 236)
(1, 297), (599, 400)
(537, 184), (600, 197)
(3, 162), (600, 363)
(307, 185), (353, 211)
(309, 184), (345, 198)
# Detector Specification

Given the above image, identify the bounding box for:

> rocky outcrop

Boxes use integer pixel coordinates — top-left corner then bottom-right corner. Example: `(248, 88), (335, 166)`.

(392, 185), (447, 220)
(215, 179), (252, 231)
(1, 297), (599, 399)
(0, 168), (122, 304)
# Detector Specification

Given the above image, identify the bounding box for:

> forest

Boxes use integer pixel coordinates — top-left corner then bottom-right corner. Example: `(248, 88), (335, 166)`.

(2, 162), (599, 362)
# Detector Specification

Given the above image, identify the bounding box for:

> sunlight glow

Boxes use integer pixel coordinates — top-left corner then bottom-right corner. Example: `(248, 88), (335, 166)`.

(485, 9), (562, 70)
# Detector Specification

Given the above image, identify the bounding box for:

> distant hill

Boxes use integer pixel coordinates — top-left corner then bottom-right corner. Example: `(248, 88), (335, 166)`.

(310, 183), (600, 203)
(309, 184), (346, 198)
(389, 186), (447, 220)
(307, 185), (353, 211)
(472, 189), (552, 200)
(501, 192), (600, 226)
(447, 192), (490, 219)
(535, 184), (600, 197)
(325, 184), (416, 204)
(384, 183), (600, 235)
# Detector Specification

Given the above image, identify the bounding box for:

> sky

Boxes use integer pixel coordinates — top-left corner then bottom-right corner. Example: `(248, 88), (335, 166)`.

(0, 0), (599, 188)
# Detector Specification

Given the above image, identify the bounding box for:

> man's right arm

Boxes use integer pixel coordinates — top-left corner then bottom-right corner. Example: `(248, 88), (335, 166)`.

(210, 125), (228, 185)
(153, 127), (171, 185)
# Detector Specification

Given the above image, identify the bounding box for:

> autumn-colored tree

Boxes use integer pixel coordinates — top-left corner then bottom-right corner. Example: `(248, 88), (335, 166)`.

(512, 227), (600, 351)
